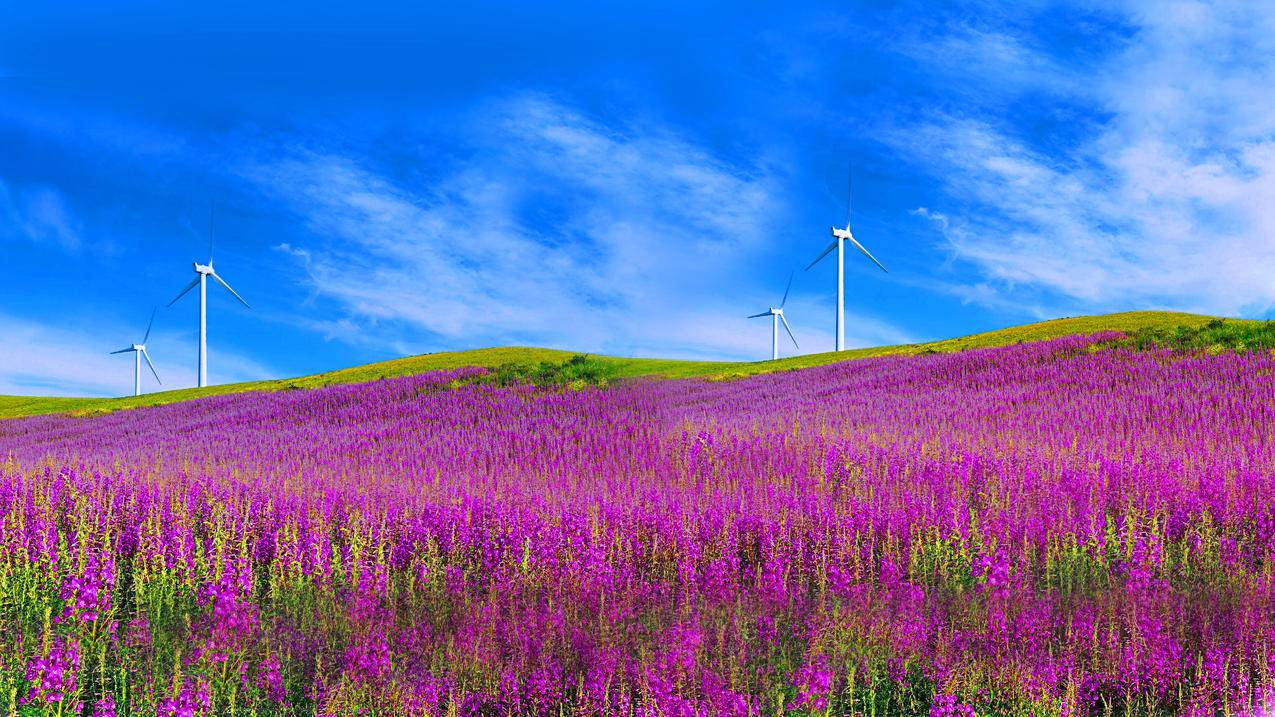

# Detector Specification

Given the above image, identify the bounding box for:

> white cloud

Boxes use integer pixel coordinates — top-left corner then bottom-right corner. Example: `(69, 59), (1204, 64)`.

(899, 22), (1086, 101)
(0, 179), (81, 251)
(0, 311), (276, 398)
(240, 94), (910, 360)
(887, 0), (1275, 317)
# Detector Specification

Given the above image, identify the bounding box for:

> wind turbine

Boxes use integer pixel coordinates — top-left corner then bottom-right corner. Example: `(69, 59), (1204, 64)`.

(805, 165), (887, 351)
(168, 202), (251, 388)
(748, 272), (799, 361)
(110, 308), (162, 397)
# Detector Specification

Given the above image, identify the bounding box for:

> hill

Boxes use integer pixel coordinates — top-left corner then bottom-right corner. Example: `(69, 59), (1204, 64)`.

(0, 310), (1241, 419)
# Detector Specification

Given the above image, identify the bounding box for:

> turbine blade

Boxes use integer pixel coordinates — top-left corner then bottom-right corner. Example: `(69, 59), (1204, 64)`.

(109, 347), (133, 355)
(847, 233), (888, 273)
(780, 313), (799, 349)
(747, 311), (770, 319)
(209, 200), (215, 263)
(805, 239), (837, 271)
(780, 271), (794, 307)
(168, 277), (200, 306)
(210, 271), (251, 308)
(846, 160), (854, 227)
(142, 348), (162, 385)
(142, 306), (157, 343)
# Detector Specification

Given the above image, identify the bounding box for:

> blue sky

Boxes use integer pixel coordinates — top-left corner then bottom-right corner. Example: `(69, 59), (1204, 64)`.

(2, 1), (1273, 397)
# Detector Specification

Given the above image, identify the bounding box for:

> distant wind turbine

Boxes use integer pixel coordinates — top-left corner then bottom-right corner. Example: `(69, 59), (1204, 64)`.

(110, 308), (162, 397)
(168, 202), (251, 388)
(748, 272), (799, 361)
(806, 164), (887, 351)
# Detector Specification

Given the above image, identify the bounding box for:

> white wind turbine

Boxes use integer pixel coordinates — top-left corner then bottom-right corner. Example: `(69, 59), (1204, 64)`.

(748, 272), (799, 361)
(110, 308), (162, 397)
(805, 166), (887, 351)
(168, 203), (251, 388)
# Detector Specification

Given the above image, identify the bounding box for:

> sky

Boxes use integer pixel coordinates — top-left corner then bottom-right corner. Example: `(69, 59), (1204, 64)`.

(2, 0), (1274, 397)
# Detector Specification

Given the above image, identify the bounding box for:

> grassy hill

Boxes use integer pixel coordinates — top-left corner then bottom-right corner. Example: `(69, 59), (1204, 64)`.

(0, 311), (1241, 420)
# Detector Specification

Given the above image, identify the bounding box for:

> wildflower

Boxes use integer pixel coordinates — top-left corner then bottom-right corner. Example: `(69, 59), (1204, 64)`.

(20, 636), (81, 711)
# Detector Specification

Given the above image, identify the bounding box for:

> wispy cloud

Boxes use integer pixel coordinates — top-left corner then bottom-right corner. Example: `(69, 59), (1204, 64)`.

(0, 311), (276, 397)
(887, 0), (1275, 318)
(239, 94), (909, 359)
(0, 179), (81, 251)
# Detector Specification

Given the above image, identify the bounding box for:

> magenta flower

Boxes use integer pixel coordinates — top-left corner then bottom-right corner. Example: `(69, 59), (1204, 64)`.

(20, 635), (81, 711)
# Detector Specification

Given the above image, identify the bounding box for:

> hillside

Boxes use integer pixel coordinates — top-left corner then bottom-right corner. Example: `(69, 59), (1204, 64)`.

(0, 310), (1238, 419)
(5, 324), (1272, 715)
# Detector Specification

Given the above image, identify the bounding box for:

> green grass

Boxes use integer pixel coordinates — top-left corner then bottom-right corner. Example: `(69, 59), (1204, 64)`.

(1121, 317), (1275, 352)
(707, 310), (1240, 377)
(0, 311), (1248, 420)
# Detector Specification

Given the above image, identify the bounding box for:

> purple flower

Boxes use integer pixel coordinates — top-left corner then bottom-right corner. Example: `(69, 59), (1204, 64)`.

(20, 636), (81, 710)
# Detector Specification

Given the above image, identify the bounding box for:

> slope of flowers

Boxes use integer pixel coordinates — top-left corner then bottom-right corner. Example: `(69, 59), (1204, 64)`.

(1, 334), (1273, 716)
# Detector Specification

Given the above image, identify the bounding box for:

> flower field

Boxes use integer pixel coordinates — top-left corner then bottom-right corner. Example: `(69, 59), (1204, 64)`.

(1, 334), (1273, 716)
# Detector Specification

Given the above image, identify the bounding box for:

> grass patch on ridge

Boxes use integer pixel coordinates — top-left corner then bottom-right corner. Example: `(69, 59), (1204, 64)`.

(1121, 318), (1275, 353)
(0, 311), (1248, 420)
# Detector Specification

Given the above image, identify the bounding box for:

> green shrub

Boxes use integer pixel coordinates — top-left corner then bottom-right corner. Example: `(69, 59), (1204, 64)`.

(484, 354), (614, 388)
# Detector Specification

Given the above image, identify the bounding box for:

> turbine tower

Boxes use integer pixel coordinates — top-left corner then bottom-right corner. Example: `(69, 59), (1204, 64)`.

(110, 308), (162, 397)
(805, 166), (887, 351)
(168, 202), (251, 388)
(748, 273), (799, 361)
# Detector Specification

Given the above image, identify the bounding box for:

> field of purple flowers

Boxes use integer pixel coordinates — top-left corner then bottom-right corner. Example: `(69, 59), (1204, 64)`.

(1, 333), (1273, 716)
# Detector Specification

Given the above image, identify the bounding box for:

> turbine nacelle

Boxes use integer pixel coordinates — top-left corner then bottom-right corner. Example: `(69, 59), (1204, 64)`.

(172, 262), (250, 310)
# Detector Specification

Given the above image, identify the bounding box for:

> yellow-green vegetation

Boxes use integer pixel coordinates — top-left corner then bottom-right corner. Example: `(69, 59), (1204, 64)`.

(709, 310), (1238, 377)
(0, 310), (1245, 420)
(1123, 316), (1275, 352)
